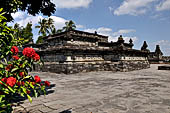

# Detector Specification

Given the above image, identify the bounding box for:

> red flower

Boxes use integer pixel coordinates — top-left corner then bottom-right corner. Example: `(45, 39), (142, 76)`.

(19, 72), (24, 77)
(12, 56), (19, 60)
(6, 77), (16, 87)
(17, 81), (21, 86)
(21, 81), (25, 86)
(5, 64), (13, 71)
(27, 90), (31, 94)
(11, 46), (19, 55)
(22, 47), (35, 58)
(34, 75), (41, 83)
(0, 78), (7, 85)
(44, 81), (50, 87)
(31, 82), (35, 86)
(17, 81), (24, 86)
(33, 53), (40, 61)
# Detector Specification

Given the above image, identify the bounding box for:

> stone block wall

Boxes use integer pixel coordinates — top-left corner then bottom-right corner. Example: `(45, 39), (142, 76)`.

(117, 60), (150, 72)
(34, 60), (150, 74)
(35, 62), (116, 74)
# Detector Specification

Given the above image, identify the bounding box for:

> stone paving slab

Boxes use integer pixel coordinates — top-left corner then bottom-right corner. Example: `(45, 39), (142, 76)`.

(13, 64), (170, 113)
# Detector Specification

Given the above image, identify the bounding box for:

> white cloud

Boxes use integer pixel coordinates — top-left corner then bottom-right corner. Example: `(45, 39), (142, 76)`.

(113, 29), (136, 36)
(156, 0), (170, 11)
(76, 24), (85, 29)
(10, 11), (43, 27)
(11, 12), (25, 20)
(10, 11), (67, 28)
(153, 40), (170, 46)
(108, 6), (114, 12)
(150, 14), (161, 19)
(109, 36), (138, 43)
(114, 0), (155, 16)
(84, 27), (138, 43)
(52, 0), (93, 8)
(84, 27), (113, 37)
(48, 16), (67, 29)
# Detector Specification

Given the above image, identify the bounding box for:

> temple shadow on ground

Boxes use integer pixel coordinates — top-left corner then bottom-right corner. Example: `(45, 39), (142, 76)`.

(59, 108), (72, 113)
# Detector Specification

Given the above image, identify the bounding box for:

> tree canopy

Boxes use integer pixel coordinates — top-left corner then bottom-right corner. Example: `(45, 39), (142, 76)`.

(35, 18), (56, 44)
(63, 20), (76, 32)
(35, 19), (77, 44)
(13, 22), (33, 44)
(0, 0), (56, 21)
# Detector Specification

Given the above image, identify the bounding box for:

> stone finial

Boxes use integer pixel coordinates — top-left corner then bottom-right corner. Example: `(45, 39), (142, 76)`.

(155, 45), (163, 55)
(117, 35), (124, 43)
(94, 31), (97, 34)
(141, 41), (150, 52)
(129, 38), (134, 48)
(118, 35), (123, 40)
(141, 41), (148, 50)
(129, 38), (133, 44)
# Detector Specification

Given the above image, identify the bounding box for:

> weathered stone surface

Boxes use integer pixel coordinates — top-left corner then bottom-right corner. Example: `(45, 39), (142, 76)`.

(14, 64), (170, 113)
(27, 29), (151, 74)
(38, 60), (149, 74)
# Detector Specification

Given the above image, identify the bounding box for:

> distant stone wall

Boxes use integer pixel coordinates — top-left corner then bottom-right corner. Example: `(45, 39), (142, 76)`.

(35, 60), (150, 74)
(104, 55), (147, 61)
(117, 60), (150, 72)
(162, 56), (170, 63)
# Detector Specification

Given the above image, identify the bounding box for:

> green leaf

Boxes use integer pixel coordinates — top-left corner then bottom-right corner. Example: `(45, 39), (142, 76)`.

(29, 83), (34, 89)
(0, 64), (3, 68)
(24, 75), (31, 79)
(11, 67), (19, 72)
(27, 94), (32, 103)
(7, 86), (15, 93)
(21, 87), (26, 94)
(4, 58), (7, 64)
(41, 86), (46, 95)
(22, 60), (28, 68)
(0, 8), (3, 12)
(0, 95), (5, 102)
(20, 93), (24, 97)
(34, 90), (38, 98)
(5, 51), (9, 55)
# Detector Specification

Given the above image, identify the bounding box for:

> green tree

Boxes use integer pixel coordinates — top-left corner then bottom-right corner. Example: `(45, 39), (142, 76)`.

(47, 18), (56, 35)
(51, 27), (57, 34)
(36, 36), (44, 44)
(36, 18), (57, 44)
(35, 18), (49, 37)
(63, 20), (76, 32)
(13, 23), (23, 40)
(22, 22), (33, 44)
(13, 22), (33, 44)
(0, 0), (55, 21)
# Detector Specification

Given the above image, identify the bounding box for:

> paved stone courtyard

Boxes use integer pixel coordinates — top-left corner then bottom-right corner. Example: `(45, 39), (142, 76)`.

(14, 64), (170, 113)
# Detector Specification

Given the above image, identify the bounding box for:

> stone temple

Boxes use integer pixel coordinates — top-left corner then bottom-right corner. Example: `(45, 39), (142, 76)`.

(25, 29), (154, 74)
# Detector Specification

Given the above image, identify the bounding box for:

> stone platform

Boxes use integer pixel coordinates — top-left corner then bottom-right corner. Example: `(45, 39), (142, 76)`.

(14, 64), (170, 113)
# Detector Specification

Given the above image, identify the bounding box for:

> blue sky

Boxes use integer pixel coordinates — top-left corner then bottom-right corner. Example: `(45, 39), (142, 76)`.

(10, 0), (170, 55)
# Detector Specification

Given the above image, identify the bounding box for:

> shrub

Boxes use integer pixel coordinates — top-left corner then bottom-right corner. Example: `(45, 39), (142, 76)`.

(0, 8), (50, 113)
